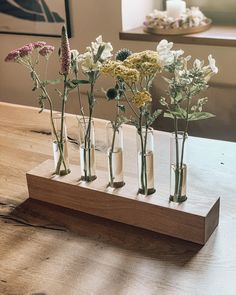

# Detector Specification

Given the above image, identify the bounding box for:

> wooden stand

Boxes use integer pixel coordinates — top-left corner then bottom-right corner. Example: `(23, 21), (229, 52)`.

(26, 160), (220, 245)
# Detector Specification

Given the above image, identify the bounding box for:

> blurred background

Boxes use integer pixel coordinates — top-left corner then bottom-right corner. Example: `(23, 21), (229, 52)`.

(0, 0), (236, 141)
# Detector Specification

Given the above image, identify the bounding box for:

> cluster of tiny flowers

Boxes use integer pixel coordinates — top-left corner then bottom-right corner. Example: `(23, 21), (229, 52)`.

(101, 60), (121, 75)
(133, 91), (152, 108)
(5, 49), (20, 62)
(101, 60), (140, 83)
(33, 41), (47, 49)
(124, 50), (162, 77)
(114, 65), (140, 83)
(39, 45), (55, 57)
(60, 26), (71, 75)
(125, 50), (159, 66)
(5, 41), (55, 62)
(19, 43), (34, 57)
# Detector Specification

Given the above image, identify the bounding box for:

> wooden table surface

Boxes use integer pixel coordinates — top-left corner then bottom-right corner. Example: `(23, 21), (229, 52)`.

(0, 102), (236, 295)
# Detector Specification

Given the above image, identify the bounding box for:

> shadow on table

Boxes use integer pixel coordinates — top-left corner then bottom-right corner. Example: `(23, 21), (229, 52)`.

(8, 197), (203, 267)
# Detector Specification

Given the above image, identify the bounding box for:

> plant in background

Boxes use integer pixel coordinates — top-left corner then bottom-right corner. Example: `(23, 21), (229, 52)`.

(102, 43), (176, 195)
(73, 36), (113, 182)
(5, 26), (73, 176)
(160, 45), (218, 202)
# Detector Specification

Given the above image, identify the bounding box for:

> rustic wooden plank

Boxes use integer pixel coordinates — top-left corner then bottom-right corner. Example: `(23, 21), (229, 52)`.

(119, 25), (236, 47)
(0, 102), (236, 295)
(27, 160), (219, 244)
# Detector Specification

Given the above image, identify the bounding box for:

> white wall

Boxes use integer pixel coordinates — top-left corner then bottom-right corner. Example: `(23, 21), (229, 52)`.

(122, 0), (161, 31)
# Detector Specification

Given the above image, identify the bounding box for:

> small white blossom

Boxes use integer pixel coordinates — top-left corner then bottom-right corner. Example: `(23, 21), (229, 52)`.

(157, 39), (173, 55)
(78, 35), (113, 73)
(71, 49), (79, 59)
(157, 40), (184, 66)
(91, 35), (113, 61)
(78, 51), (101, 72)
(70, 49), (79, 73)
(208, 54), (218, 74)
(193, 59), (201, 69)
(156, 39), (174, 66)
(175, 49), (184, 58)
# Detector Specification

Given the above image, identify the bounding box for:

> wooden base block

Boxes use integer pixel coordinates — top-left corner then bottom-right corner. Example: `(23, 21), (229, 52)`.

(26, 160), (220, 245)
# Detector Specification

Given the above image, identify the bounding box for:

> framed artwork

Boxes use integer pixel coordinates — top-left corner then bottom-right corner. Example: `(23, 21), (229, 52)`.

(0, 0), (71, 37)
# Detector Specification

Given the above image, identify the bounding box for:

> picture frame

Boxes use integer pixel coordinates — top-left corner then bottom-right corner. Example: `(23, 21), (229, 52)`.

(0, 0), (71, 38)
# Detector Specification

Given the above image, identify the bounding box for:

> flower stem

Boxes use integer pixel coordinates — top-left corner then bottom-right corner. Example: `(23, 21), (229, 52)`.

(123, 91), (139, 118)
(32, 69), (67, 174)
(83, 81), (95, 181)
(139, 113), (146, 194)
(55, 74), (69, 175)
(75, 72), (86, 125)
(143, 124), (148, 196)
(109, 125), (117, 187)
(174, 116), (180, 199)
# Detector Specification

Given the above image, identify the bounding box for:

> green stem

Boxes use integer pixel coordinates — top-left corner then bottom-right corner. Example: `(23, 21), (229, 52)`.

(32, 69), (67, 174)
(139, 113), (146, 194)
(143, 124), (148, 196)
(75, 72), (86, 125)
(55, 74), (68, 175)
(109, 125), (117, 187)
(123, 91), (139, 118)
(176, 95), (191, 199)
(83, 81), (95, 181)
(174, 116), (180, 198)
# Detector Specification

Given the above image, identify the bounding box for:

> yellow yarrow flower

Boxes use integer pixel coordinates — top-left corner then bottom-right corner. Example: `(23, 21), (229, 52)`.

(133, 91), (152, 108)
(114, 65), (140, 83)
(101, 60), (121, 75)
(124, 50), (163, 76)
(101, 61), (139, 82)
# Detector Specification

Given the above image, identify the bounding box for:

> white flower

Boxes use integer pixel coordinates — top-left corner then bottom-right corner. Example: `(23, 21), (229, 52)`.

(91, 35), (113, 61)
(157, 39), (173, 55)
(208, 55), (218, 74)
(156, 39), (174, 66)
(78, 51), (101, 72)
(175, 49), (184, 58)
(157, 40), (184, 66)
(78, 35), (113, 72)
(70, 49), (79, 73)
(193, 58), (201, 69)
(71, 49), (79, 60)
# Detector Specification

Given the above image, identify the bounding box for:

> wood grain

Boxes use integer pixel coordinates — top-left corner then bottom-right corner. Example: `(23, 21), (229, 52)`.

(26, 160), (219, 244)
(120, 25), (236, 47)
(0, 102), (236, 295)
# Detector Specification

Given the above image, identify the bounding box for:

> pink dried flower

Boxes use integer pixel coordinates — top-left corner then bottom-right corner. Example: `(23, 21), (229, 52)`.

(5, 49), (20, 62)
(19, 43), (34, 57)
(60, 26), (71, 75)
(39, 45), (55, 57)
(33, 41), (47, 49)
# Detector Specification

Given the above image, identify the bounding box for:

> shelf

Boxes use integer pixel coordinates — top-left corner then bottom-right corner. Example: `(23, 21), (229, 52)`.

(120, 25), (236, 47)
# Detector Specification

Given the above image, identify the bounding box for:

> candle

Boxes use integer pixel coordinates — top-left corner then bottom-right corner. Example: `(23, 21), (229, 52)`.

(166, 0), (186, 19)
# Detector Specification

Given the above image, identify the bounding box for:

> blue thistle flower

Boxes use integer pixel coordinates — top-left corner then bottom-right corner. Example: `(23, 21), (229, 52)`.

(115, 48), (132, 61)
(106, 88), (118, 100)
